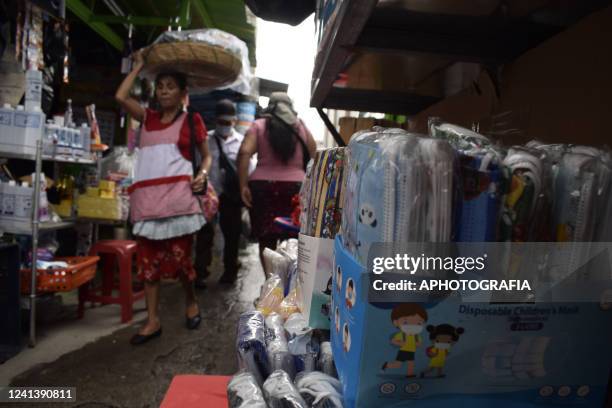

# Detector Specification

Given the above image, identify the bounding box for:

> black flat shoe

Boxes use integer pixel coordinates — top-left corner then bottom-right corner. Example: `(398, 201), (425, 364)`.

(186, 314), (202, 330)
(130, 327), (162, 345)
(194, 278), (208, 290)
(218, 273), (237, 285)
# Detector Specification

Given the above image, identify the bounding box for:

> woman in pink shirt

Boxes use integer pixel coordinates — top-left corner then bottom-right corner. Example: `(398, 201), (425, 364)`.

(237, 93), (316, 273)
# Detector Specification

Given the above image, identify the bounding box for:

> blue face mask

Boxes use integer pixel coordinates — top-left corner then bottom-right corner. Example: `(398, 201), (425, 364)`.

(217, 125), (233, 137)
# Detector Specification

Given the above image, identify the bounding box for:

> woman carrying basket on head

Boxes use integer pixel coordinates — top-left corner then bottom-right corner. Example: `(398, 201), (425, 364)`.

(115, 50), (212, 345)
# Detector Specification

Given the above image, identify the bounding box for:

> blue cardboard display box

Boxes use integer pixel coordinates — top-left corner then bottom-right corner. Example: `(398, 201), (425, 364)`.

(331, 236), (612, 408)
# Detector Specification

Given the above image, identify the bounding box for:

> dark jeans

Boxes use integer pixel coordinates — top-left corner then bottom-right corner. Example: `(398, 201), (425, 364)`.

(195, 193), (242, 279)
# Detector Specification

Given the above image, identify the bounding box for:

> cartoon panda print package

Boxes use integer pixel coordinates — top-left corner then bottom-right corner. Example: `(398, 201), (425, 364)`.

(342, 128), (427, 265)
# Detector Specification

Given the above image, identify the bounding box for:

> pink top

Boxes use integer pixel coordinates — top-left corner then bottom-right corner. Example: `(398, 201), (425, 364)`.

(248, 118), (310, 182)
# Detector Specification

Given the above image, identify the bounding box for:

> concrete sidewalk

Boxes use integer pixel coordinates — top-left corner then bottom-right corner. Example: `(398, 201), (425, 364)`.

(1, 244), (264, 408)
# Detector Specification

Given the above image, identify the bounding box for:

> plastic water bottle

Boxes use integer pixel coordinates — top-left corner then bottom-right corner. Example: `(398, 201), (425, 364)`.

(0, 103), (15, 145)
(2, 180), (16, 217)
(64, 99), (73, 128)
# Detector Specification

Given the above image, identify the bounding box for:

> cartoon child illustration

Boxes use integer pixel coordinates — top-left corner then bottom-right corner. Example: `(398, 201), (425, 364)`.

(420, 324), (465, 378)
(323, 277), (333, 296)
(343, 323), (351, 352)
(345, 279), (355, 309)
(335, 306), (340, 332)
(381, 303), (428, 378)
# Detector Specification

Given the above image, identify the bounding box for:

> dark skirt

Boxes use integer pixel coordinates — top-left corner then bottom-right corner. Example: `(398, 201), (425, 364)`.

(249, 180), (301, 240)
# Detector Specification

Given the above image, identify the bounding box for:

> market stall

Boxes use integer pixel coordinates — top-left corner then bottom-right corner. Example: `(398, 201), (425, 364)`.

(0, 0), (257, 356)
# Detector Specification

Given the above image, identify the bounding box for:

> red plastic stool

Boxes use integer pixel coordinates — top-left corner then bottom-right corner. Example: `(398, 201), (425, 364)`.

(78, 240), (145, 323)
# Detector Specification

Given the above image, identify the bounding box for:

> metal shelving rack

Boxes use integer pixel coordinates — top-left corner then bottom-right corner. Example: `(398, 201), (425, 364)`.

(0, 141), (99, 347)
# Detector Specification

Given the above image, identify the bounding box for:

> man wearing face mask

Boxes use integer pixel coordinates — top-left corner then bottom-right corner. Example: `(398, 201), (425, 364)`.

(381, 303), (428, 378)
(196, 99), (249, 286)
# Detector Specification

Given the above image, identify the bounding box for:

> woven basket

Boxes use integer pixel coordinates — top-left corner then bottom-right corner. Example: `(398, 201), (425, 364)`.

(142, 41), (242, 90)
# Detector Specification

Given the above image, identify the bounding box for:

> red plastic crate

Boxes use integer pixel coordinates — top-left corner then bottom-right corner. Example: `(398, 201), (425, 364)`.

(20, 256), (100, 294)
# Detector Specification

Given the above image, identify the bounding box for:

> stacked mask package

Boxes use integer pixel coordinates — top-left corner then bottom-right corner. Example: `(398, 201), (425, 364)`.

(342, 128), (455, 264)
(429, 119), (507, 242)
(301, 147), (346, 239)
(501, 146), (552, 242)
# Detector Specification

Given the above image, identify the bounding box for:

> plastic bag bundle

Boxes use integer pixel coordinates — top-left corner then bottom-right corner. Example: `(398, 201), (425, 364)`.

(279, 285), (302, 320)
(284, 313), (319, 374)
(265, 313), (295, 379)
(317, 342), (337, 378)
(501, 146), (549, 242)
(256, 274), (285, 316)
(295, 371), (343, 408)
(227, 372), (268, 408)
(262, 248), (292, 286)
(263, 370), (307, 408)
(278, 239), (299, 262)
(429, 120), (507, 242)
(140, 28), (252, 94)
(236, 311), (270, 385)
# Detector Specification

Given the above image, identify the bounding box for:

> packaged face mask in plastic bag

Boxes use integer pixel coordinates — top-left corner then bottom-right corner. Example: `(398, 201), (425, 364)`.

(227, 372), (268, 408)
(279, 287), (302, 320)
(262, 248), (292, 287)
(284, 313), (319, 373)
(295, 371), (344, 408)
(317, 341), (338, 378)
(263, 370), (308, 408)
(265, 313), (295, 379)
(278, 238), (299, 261)
(236, 311), (270, 386)
(257, 274), (285, 316)
(342, 128), (426, 264)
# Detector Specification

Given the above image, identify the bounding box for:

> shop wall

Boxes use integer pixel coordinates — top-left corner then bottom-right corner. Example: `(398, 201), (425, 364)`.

(410, 5), (612, 146)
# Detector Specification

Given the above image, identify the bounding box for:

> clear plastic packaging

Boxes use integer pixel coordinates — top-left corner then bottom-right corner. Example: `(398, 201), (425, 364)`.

(341, 127), (455, 264)
(279, 286), (302, 320)
(317, 342), (337, 378)
(278, 238), (299, 261)
(262, 370), (307, 408)
(295, 371), (343, 408)
(265, 313), (295, 379)
(283, 313), (319, 374)
(262, 248), (291, 285)
(236, 311), (270, 386)
(428, 120), (507, 242)
(141, 28), (252, 94)
(227, 372), (268, 408)
(256, 274), (285, 316)
(501, 146), (547, 242)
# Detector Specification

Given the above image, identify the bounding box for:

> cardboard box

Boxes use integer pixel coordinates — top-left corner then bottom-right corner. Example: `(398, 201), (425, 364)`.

(410, 6), (612, 146)
(331, 237), (611, 408)
(298, 233), (334, 329)
(77, 195), (121, 220)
